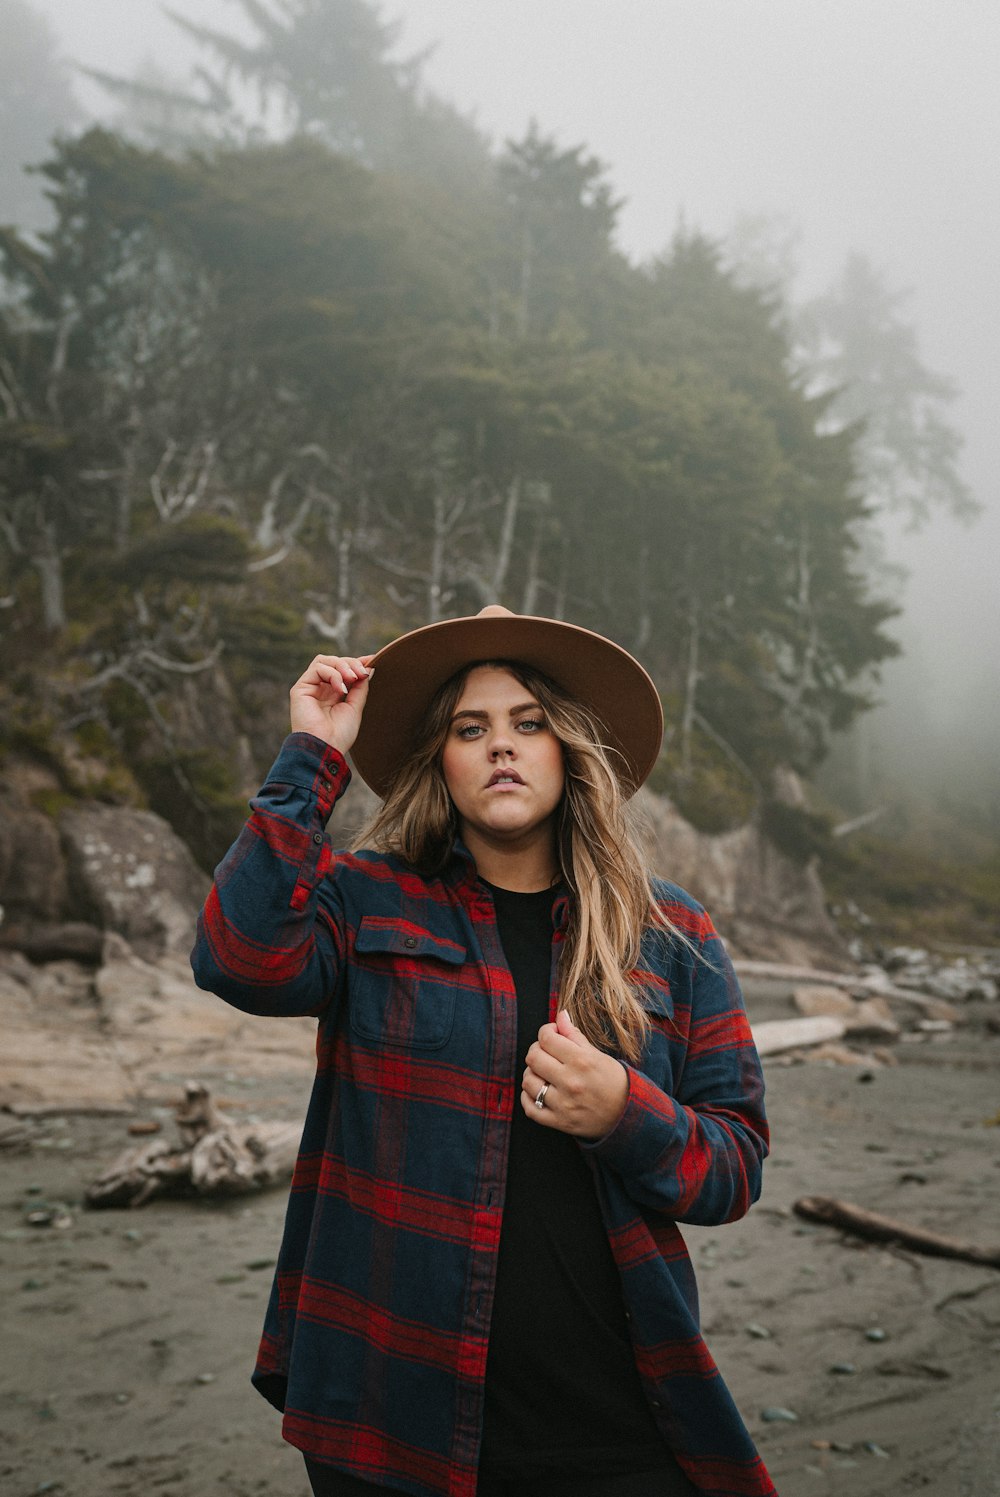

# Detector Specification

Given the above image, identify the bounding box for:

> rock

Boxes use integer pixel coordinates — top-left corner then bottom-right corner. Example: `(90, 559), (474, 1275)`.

(0, 787), (69, 922)
(60, 805), (209, 960)
(883, 946), (929, 971)
(845, 997), (900, 1040)
(0, 921), (104, 964)
(761, 1406), (799, 1423)
(793, 984), (856, 1018)
(805, 1042), (883, 1068)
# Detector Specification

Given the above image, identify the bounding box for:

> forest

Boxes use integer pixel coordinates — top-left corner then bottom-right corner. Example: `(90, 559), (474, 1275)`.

(0, 0), (993, 943)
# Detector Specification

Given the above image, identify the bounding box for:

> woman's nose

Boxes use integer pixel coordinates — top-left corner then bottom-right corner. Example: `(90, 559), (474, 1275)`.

(489, 732), (515, 758)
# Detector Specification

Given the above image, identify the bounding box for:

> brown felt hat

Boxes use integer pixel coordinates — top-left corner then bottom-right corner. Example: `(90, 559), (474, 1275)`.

(350, 606), (663, 799)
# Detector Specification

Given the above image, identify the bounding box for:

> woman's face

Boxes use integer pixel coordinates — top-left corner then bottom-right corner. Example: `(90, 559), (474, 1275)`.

(440, 665), (565, 859)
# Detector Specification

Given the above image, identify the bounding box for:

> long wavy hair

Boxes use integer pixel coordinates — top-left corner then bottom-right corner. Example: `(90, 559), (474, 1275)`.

(352, 659), (682, 1062)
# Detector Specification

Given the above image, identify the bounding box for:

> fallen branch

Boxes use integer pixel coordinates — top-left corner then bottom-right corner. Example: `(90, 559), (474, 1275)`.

(793, 1195), (1000, 1269)
(831, 806), (888, 838)
(734, 961), (956, 1016)
(85, 1082), (300, 1208)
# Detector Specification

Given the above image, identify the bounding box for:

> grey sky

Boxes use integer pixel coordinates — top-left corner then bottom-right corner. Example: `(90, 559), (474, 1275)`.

(32, 0), (1000, 746)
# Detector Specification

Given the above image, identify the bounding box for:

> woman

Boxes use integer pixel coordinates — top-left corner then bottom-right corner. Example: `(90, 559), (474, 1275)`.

(191, 605), (775, 1497)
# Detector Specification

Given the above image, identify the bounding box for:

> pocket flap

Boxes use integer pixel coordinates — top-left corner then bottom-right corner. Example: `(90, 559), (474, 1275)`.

(355, 918), (466, 965)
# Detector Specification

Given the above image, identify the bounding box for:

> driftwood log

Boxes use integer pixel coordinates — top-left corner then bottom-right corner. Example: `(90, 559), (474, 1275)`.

(85, 1082), (300, 1209)
(734, 960), (957, 1017)
(793, 1195), (1000, 1269)
(750, 1016), (846, 1056)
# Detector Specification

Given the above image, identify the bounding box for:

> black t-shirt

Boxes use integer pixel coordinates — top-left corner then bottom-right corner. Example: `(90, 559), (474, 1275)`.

(478, 882), (689, 1484)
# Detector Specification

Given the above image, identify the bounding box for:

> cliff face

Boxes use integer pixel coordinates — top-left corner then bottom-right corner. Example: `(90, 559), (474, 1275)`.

(633, 788), (845, 966)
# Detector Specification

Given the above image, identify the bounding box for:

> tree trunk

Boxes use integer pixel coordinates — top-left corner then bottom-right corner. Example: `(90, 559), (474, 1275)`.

(516, 222), (533, 340)
(32, 520), (66, 632)
(490, 475), (520, 599)
(428, 490), (447, 623)
(679, 599), (700, 781)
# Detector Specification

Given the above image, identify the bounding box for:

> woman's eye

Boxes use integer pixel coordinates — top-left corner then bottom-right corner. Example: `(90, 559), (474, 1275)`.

(517, 718), (545, 732)
(457, 723), (483, 739)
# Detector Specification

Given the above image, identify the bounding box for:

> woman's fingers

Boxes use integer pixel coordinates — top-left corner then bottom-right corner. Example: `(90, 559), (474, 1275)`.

(522, 1026), (629, 1139)
(289, 653), (374, 751)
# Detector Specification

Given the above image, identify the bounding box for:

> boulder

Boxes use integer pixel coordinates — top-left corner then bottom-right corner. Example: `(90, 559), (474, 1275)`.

(60, 805), (210, 961)
(793, 984), (856, 1018)
(0, 920), (104, 964)
(0, 786), (68, 924)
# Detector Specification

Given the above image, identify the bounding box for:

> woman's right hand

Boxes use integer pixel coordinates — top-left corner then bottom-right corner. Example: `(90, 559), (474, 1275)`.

(289, 654), (375, 755)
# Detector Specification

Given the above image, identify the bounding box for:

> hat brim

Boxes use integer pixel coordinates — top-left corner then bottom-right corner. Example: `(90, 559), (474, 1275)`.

(349, 613), (663, 799)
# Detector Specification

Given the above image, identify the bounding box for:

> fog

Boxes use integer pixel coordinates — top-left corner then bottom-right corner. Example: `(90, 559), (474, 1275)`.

(28, 0), (1000, 812)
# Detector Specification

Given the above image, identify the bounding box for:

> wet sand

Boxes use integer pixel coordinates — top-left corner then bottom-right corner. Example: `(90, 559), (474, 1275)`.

(2, 977), (999, 1497)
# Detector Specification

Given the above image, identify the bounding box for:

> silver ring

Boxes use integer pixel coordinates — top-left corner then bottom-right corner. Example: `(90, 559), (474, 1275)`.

(534, 1083), (549, 1109)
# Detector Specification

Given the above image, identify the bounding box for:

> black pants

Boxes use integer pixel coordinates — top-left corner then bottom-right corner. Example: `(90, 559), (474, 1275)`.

(305, 1454), (699, 1496)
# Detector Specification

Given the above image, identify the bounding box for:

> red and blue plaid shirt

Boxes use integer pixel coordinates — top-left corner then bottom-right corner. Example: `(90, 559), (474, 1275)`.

(191, 735), (775, 1497)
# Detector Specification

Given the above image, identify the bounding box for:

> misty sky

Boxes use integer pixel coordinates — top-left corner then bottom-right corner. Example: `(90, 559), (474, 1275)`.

(30, 0), (1000, 750)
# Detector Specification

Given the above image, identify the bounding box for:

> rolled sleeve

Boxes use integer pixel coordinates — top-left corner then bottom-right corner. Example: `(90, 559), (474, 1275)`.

(190, 734), (352, 1018)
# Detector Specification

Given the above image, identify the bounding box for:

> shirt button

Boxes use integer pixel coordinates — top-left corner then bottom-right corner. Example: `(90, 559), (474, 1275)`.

(650, 1398), (662, 1410)
(403, 936), (418, 949)
(312, 832), (324, 845)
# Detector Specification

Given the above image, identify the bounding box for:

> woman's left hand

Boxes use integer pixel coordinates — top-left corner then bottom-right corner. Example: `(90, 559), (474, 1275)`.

(522, 1009), (629, 1140)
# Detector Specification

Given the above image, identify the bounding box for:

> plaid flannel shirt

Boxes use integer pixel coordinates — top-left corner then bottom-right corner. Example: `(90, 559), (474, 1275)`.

(191, 734), (775, 1497)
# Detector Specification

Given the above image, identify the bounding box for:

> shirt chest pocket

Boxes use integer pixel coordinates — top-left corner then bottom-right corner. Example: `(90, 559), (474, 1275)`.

(349, 919), (467, 1051)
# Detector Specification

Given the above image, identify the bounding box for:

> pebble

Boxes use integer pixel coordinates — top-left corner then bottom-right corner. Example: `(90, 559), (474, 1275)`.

(745, 1322), (772, 1339)
(865, 1327), (887, 1342)
(195, 1373), (216, 1385)
(829, 1361), (856, 1375)
(123, 1229), (143, 1242)
(244, 1257), (275, 1271)
(761, 1406), (799, 1423)
(863, 1441), (891, 1458)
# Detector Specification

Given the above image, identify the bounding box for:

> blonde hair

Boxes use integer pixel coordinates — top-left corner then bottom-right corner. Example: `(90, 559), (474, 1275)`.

(353, 660), (680, 1062)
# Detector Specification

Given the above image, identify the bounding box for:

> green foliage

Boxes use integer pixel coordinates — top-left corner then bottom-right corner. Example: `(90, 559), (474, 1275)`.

(111, 516), (250, 586)
(219, 600), (308, 682)
(134, 749), (248, 872)
(823, 835), (1000, 948)
(666, 761), (758, 837)
(760, 801), (835, 866)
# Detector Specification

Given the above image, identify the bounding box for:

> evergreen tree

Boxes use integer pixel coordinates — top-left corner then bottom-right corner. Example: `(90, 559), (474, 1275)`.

(0, 0), (80, 229)
(797, 252), (976, 527)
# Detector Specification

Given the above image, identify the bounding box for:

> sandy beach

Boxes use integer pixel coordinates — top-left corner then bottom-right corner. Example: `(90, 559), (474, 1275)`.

(2, 973), (999, 1497)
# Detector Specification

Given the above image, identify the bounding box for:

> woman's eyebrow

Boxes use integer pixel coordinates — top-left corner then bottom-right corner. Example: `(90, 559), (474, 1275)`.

(450, 701), (542, 723)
